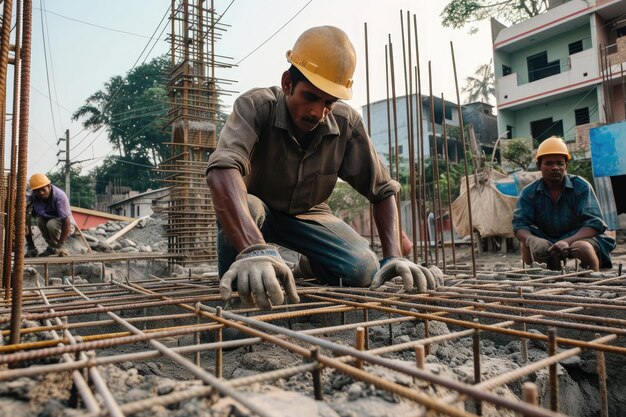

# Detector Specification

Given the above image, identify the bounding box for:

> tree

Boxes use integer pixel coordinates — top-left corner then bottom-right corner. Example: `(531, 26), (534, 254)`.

(441, 0), (548, 31)
(502, 138), (533, 171)
(92, 155), (161, 195)
(462, 60), (496, 104)
(47, 166), (95, 208)
(72, 55), (170, 167)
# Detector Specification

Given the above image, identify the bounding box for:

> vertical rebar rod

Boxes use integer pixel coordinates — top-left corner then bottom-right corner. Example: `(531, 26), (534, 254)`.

(415, 345), (425, 369)
(441, 93), (456, 266)
(547, 327), (558, 412)
(424, 319), (430, 356)
(450, 41), (476, 277)
(427, 62), (439, 267)
(387, 35), (402, 248)
(0, 0), (14, 278)
(216, 306), (223, 379)
(413, 14), (426, 264)
(3, 0), (20, 299)
(518, 287), (528, 363)
(595, 333), (608, 417)
(472, 319), (482, 416)
(437, 93), (448, 271)
(385, 45), (393, 179)
(363, 308), (369, 351)
(522, 382), (539, 417)
(364, 23), (375, 250)
(311, 347), (323, 401)
(9, 0), (32, 345)
(400, 11), (417, 263)
(355, 326), (365, 370)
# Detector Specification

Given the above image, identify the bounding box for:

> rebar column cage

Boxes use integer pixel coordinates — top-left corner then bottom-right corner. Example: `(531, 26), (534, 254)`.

(160, 0), (226, 264)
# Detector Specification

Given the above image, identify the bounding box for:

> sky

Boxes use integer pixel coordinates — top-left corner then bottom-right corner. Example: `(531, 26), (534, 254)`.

(12, 0), (494, 177)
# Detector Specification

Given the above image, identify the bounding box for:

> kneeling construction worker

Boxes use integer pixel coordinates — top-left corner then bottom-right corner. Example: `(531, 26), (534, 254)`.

(26, 173), (72, 257)
(206, 26), (442, 308)
(512, 136), (615, 271)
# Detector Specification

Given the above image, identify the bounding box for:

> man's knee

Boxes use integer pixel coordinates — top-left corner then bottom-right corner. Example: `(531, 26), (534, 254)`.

(336, 248), (378, 287)
(570, 241), (599, 263)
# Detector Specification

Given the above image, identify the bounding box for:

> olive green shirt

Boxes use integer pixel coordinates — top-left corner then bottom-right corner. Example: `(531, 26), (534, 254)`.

(207, 86), (400, 215)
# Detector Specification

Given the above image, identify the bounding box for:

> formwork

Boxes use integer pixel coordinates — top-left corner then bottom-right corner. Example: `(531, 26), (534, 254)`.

(2, 263), (626, 416)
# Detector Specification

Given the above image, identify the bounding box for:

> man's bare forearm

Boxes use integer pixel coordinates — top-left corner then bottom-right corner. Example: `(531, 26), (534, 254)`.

(206, 168), (264, 252)
(373, 195), (401, 259)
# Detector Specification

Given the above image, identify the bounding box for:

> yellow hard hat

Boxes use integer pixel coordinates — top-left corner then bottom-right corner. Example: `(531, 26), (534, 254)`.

(536, 136), (571, 161)
(29, 173), (51, 190)
(286, 26), (356, 100)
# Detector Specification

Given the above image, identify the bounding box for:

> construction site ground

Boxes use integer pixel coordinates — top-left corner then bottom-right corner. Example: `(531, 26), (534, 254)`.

(2, 215), (626, 417)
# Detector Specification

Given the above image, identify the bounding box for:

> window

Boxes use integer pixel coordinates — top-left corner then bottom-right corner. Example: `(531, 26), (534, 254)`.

(575, 107), (590, 125)
(502, 65), (512, 76)
(506, 125), (513, 139)
(568, 40), (583, 55)
(530, 117), (563, 142)
(527, 51), (560, 82)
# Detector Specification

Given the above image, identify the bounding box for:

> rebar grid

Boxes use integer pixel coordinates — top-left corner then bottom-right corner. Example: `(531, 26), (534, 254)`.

(1, 266), (625, 416)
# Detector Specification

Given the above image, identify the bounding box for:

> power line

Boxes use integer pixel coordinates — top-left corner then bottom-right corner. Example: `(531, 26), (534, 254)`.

(70, 4), (171, 155)
(41, 0), (64, 134)
(34, 7), (156, 39)
(235, 0), (313, 66)
(39, 0), (58, 138)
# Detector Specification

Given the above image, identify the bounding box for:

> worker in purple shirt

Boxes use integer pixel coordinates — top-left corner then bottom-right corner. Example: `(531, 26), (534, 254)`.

(25, 173), (71, 257)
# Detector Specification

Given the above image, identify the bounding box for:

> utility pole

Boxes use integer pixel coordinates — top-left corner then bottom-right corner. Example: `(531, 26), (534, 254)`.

(57, 129), (70, 203)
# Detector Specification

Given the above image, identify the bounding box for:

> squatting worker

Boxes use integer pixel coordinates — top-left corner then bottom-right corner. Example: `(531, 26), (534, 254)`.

(25, 173), (72, 257)
(512, 136), (615, 271)
(206, 26), (443, 308)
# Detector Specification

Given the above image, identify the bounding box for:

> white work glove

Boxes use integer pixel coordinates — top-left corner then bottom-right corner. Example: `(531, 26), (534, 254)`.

(220, 244), (300, 309)
(370, 257), (444, 293)
(525, 235), (552, 262)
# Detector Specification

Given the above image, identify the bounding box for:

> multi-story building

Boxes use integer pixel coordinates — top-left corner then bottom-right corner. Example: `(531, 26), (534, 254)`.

(492, 0), (626, 154)
(362, 95), (498, 167)
(492, 0), (626, 229)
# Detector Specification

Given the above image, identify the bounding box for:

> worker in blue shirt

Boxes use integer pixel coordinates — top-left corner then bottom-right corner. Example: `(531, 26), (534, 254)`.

(512, 136), (615, 271)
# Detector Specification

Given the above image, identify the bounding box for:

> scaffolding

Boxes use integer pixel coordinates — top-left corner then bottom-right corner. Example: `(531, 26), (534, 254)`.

(159, 0), (231, 264)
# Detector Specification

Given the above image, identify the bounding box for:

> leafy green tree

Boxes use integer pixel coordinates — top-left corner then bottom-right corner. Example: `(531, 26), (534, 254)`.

(72, 55), (170, 167)
(441, 0), (548, 31)
(47, 166), (95, 208)
(502, 138), (533, 171)
(462, 60), (496, 104)
(327, 181), (369, 223)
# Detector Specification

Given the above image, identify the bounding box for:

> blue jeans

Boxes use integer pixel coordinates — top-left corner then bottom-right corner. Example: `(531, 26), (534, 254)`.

(217, 195), (378, 287)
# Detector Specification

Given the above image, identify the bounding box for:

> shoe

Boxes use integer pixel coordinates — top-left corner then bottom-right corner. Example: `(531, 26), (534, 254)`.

(25, 247), (39, 257)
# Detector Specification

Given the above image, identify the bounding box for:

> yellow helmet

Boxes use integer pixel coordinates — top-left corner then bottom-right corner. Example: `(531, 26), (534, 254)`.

(536, 136), (571, 161)
(29, 173), (51, 190)
(286, 26), (356, 100)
